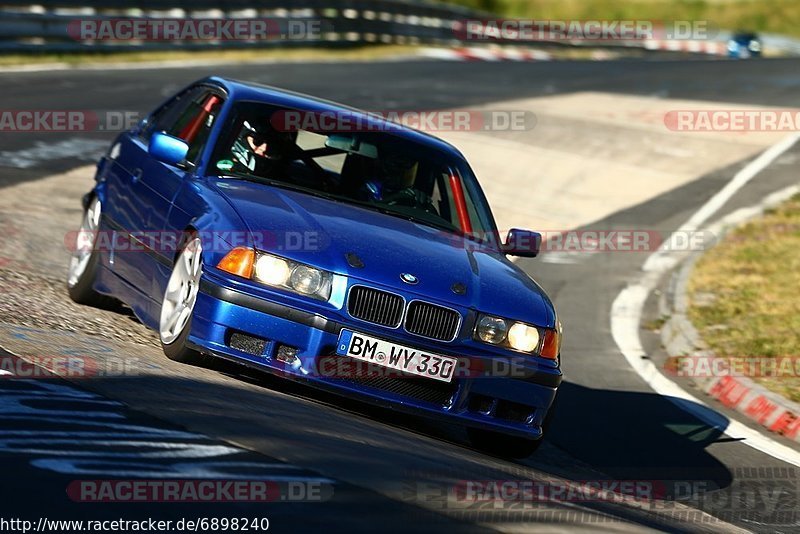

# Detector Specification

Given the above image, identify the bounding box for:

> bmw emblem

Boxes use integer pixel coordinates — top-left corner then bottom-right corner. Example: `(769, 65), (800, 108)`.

(400, 273), (419, 285)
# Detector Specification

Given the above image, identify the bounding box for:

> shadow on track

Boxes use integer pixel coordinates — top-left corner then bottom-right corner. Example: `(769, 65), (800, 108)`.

(550, 381), (734, 487)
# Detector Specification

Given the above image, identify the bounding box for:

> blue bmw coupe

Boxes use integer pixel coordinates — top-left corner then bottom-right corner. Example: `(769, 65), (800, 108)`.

(67, 77), (562, 457)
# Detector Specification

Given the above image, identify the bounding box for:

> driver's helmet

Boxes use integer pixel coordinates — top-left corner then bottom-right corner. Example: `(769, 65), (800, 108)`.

(232, 120), (295, 172)
(240, 120), (290, 161)
(379, 153), (418, 190)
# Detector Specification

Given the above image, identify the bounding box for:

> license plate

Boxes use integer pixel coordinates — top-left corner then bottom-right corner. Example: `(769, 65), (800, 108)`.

(336, 330), (457, 383)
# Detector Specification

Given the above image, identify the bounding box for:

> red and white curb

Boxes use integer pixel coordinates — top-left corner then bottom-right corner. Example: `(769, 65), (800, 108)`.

(422, 40), (731, 62)
(643, 39), (728, 56)
(422, 47), (552, 61)
(662, 183), (800, 443)
(611, 132), (800, 467)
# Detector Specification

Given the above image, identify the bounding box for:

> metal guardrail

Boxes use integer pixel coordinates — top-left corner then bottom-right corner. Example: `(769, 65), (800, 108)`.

(2, 2), (800, 56)
(0, 1), (478, 52)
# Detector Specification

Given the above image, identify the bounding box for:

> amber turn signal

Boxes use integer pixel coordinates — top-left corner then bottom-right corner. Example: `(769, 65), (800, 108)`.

(539, 328), (561, 359)
(217, 247), (255, 279)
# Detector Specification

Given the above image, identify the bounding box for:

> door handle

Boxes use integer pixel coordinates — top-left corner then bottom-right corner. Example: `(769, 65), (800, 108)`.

(132, 168), (143, 183)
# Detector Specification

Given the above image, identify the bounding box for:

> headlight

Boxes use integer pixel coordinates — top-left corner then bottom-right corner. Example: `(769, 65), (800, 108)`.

(474, 313), (559, 359)
(219, 248), (332, 301)
(476, 315), (508, 344)
(254, 252), (332, 300)
(254, 254), (292, 286)
(290, 265), (324, 295)
(508, 322), (540, 352)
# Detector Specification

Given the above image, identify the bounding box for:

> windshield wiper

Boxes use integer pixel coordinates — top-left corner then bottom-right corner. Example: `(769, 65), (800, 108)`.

(218, 172), (267, 184)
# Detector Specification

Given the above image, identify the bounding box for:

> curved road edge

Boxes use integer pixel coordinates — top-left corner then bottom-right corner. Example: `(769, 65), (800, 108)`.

(611, 132), (800, 466)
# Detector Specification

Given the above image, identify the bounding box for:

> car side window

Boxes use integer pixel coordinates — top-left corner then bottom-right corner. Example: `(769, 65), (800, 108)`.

(141, 87), (224, 164)
(140, 88), (200, 141)
(173, 92), (223, 163)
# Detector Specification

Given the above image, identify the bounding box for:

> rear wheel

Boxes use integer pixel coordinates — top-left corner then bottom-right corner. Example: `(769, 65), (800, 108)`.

(67, 197), (114, 307)
(160, 236), (205, 364)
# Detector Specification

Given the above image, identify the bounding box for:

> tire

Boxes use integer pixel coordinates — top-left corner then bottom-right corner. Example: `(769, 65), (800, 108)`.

(159, 235), (206, 364)
(67, 197), (115, 308)
(468, 394), (559, 459)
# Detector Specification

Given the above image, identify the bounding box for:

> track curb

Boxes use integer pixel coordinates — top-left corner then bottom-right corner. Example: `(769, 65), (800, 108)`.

(660, 184), (800, 444)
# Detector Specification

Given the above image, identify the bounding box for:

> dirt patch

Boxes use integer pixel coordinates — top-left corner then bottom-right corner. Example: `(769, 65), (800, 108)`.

(0, 267), (158, 348)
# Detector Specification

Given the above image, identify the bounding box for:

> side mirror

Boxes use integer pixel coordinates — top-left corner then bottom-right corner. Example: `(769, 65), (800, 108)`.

(133, 115), (149, 134)
(502, 228), (542, 258)
(149, 132), (189, 167)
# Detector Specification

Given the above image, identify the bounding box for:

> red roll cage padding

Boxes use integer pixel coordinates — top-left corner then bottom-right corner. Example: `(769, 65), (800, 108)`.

(448, 172), (473, 234)
(178, 95), (221, 145)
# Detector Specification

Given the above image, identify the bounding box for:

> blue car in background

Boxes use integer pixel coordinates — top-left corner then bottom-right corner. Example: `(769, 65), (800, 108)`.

(728, 32), (762, 58)
(67, 77), (562, 457)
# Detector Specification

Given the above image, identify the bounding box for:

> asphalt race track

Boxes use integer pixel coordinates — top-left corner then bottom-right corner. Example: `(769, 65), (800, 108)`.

(2, 57), (800, 532)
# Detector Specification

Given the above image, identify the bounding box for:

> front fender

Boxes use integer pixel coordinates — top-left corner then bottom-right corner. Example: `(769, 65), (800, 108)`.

(170, 178), (254, 271)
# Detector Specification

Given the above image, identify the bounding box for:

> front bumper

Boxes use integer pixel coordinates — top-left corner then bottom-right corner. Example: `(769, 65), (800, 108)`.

(189, 272), (561, 440)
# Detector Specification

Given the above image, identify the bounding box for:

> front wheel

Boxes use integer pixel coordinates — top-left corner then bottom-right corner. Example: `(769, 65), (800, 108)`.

(160, 235), (205, 364)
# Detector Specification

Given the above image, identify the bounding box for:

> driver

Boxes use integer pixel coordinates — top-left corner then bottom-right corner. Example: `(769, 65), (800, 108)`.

(363, 153), (420, 201)
(231, 120), (292, 175)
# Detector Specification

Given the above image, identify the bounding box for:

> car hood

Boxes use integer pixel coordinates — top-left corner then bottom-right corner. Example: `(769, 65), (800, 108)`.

(211, 179), (555, 328)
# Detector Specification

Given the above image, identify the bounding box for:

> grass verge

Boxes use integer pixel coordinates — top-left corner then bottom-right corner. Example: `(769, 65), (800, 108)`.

(688, 194), (800, 402)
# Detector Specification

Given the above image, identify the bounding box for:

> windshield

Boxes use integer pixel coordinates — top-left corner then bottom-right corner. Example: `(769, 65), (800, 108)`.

(210, 101), (498, 242)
